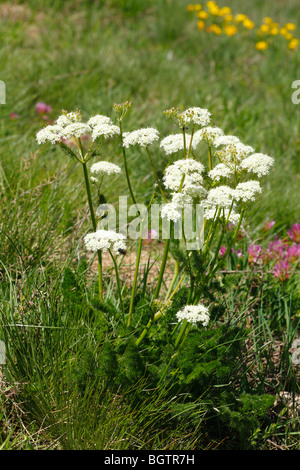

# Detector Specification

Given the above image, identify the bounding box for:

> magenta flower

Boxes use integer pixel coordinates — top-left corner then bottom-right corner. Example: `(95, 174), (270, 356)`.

(263, 219), (275, 230)
(284, 243), (300, 263)
(268, 236), (287, 260)
(144, 229), (159, 243)
(287, 224), (300, 243)
(219, 246), (227, 257)
(248, 243), (262, 265)
(9, 112), (19, 120)
(273, 261), (290, 282)
(35, 102), (52, 115)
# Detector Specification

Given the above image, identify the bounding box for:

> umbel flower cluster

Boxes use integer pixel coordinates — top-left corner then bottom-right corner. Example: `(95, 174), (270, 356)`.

(187, 1), (299, 51)
(36, 103), (275, 337)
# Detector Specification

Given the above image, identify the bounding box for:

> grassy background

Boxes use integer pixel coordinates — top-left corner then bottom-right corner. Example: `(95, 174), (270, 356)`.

(0, 0), (299, 450)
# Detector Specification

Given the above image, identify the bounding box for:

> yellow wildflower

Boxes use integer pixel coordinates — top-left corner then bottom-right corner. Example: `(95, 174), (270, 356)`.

(219, 7), (231, 16)
(187, 4), (196, 11)
(235, 13), (247, 23)
(198, 10), (209, 19)
(224, 14), (233, 22)
(263, 17), (273, 25)
(270, 26), (279, 35)
(208, 5), (220, 15)
(288, 38), (299, 50)
(224, 25), (238, 36)
(255, 41), (268, 51)
(194, 4), (203, 11)
(285, 23), (296, 31)
(284, 32), (294, 40)
(243, 18), (255, 29)
(207, 24), (222, 35)
(197, 19), (205, 30)
(260, 24), (269, 33)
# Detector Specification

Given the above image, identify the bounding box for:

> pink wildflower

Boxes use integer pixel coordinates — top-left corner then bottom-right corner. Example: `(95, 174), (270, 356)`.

(287, 224), (300, 243)
(248, 243), (262, 265)
(273, 261), (290, 282)
(268, 236), (288, 260)
(219, 246), (227, 257)
(9, 112), (19, 120)
(144, 229), (159, 243)
(284, 243), (300, 263)
(263, 220), (275, 231)
(35, 102), (52, 115)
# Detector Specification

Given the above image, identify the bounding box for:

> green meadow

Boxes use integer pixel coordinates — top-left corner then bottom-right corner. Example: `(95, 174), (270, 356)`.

(0, 0), (299, 450)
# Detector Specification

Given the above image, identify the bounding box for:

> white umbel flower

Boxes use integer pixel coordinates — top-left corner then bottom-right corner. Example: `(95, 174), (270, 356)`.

(176, 304), (210, 326)
(204, 185), (236, 209)
(180, 107), (211, 127)
(216, 142), (255, 165)
(239, 153), (274, 177)
(214, 135), (240, 148)
(60, 123), (91, 139)
(84, 229), (126, 254)
(122, 128), (160, 148)
(90, 161), (121, 176)
(235, 181), (262, 202)
(91, 123), (120, 141)
(204, 207), (241, 226)
(193, 126), (224, 147)
(161, 202), (182, 222)
(160, 133), (196, 155)
(87, 114), (113, 128)
(208, 163), (234, 181)
(36, 125), (63, 144)
(163, 159), (205, 191)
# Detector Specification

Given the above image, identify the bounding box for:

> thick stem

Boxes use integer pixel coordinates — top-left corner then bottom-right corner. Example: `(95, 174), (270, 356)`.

(109, 249), (124, 318)
(146, 147), (167, 202)
(127, 221), (144, 328)
(152, 237), (170, 301)
(119, 120), (137, 207)
(82, 161), (103, 302)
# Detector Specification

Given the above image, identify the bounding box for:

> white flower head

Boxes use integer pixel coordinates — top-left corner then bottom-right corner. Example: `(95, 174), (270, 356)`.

(163, 159), (205, 192)
(208, 163), (235, 181)
(216, 142), (255, 165)
(161, 202), (182, 222)
(239, 153), (274, 177)
(91, 123), (120, 141)
(214, 135), (241, 148)
(193, 126), (224, 147)
(180, 107), (211, 127)
(90, 161), (121, 176)
(60, 123), (91, 140)
(204, 207), (241, 226)
(66, 111), (82, 123)
(176, 304), (210, 326)
(204, 185), (236, 209)
(36, 124), (63, 145)
(160, 133), (193, 155)
(235, 180), (262, 202)
(87, 114), (113, 128)
(84, 229), (126, 255)
(122, 128), (160, 148)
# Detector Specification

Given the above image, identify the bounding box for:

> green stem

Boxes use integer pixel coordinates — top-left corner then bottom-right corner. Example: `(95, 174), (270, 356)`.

(146, 147), (167, 202)
(208, 145), (212, 171)
(82, 160), (103, 302)
(127, 221), (144, 328)
(119, 120), (137, 207)
(109, 249), (124, 318)
(152, 237), (170, 301)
